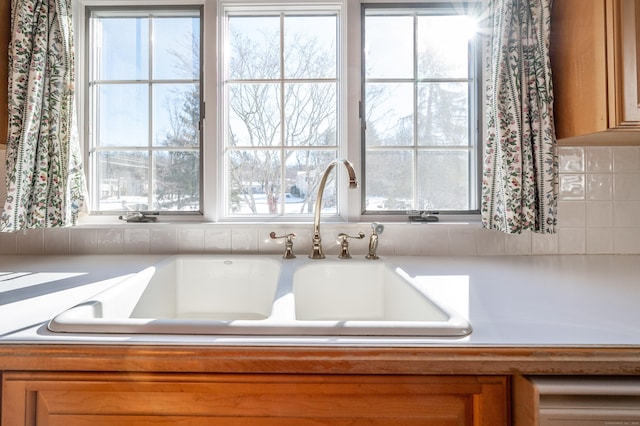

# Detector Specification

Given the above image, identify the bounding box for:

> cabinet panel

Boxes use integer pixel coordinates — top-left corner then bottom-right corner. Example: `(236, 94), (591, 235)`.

(3, 372), (508, 426)
(552, 0), (640, 144)
(617, 0), (640, 125)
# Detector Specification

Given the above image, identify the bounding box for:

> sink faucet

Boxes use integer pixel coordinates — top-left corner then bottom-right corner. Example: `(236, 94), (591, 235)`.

(309, 159), (358, 259)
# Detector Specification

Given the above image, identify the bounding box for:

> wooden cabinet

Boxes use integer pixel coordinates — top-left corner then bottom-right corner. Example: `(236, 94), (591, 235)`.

(2, 372), (508, 425)
(552, 0), (640, 144)
(1, 0), (9, 147)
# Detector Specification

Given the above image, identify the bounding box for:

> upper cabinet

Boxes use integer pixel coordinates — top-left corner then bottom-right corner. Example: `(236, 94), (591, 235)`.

(1, 0), (9, 147)
(552, 0), (640, 145)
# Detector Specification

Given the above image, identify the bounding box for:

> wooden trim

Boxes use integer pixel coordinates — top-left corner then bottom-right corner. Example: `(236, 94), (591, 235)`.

(0, 345), (639, 376)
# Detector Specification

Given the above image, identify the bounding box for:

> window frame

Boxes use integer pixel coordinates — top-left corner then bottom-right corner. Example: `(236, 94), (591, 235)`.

(215, 1), (349, 222)
(359, 2), (482, 219)
(74, 0), (482, 224)
(81, 1), (204, 216)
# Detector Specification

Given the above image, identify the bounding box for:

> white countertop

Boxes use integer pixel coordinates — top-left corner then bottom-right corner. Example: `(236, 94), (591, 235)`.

(1, 254), (639, 347)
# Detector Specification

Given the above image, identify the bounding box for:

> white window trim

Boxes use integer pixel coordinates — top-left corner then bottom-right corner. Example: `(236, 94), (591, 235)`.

(73, 0), (482, 225)
(214, 0), (351, 223)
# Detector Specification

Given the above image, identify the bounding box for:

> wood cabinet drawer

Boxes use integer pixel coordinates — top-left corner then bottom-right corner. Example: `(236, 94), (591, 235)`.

(3, 372), (508, 425)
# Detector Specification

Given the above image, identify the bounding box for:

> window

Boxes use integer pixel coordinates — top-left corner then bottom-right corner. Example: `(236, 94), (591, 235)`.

(362, 4), (480, 215)
(86, 7), (202, 214)
(220, 4), (343, 218)
(81, 1), (480, 221)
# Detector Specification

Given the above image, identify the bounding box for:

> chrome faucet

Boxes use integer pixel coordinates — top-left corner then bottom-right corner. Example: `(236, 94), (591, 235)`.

(309, 159), (358, 259)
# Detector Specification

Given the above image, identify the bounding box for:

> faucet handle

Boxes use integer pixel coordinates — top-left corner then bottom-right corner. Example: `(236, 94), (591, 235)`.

(337, 232), (365, 259)
(269, 232), (297, 259)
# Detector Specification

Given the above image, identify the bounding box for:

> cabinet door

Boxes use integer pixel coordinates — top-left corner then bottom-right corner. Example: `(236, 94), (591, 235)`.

(614, 0), (640, 126)
(3, 372), (508, 425)
(552, 0), (640, 144)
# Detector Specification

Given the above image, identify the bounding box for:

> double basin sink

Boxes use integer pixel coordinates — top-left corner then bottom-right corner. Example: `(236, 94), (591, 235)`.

(48, 255), (471, 337)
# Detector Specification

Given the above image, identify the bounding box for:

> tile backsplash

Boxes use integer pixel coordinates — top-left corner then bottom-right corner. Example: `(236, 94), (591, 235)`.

(1, 146), (639, 256)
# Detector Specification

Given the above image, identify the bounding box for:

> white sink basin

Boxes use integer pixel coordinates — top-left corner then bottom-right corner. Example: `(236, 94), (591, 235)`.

(48, 256), (281, 334)
(48, 255), (471, 337)
(291, 260), (470, 336)
(131, 256), (279, 320)
(293, 262), (448, 321)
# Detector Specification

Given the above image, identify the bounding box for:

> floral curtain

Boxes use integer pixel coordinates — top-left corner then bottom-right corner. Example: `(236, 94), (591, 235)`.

(1, 0), (86, 232)
(481, 0), (557, 234)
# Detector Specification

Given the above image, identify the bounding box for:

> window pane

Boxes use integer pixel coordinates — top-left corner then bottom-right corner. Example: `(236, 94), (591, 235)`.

(228, 16), (280, 80)
(96, 17), (149, 80)
(365, 150), (413, 211)
(89, 8), (202, 214)
(97, 84), (149, 147)
(417, 82), (468, 146)
(153, 150), (200, 211)
(365, 16), (413, 79)
(285, 83), (336, 146)
(365, 83), (413, 147)
(228, 150), (282, 215)
(223, 7), (340, 219)
(418, 150), (470, 210)
(228, 83), (281, 147)
(284, 16), (336, 79)
(417, 15), (470, 79)
(285, 150), (336, 214)
(153, 17), (200, 80)
(153, 83), (200, 147)
(363, 6), (478, 214)
(96, 151), (149, 211)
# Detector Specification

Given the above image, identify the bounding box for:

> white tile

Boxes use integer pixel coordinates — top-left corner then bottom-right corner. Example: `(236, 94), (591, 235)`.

(559, 174), (585, 200)
(70, 228), (98, 254)
(149, 228), (177, 254)
(613, 174), (640, 200)
(558, 147), (585, 172)
(558, 228), (585, 254)
(177, 227), (205, 253)
(504, 231), (532, 255)
(449, 225), (479, 255)
(557, 201), (585, 227)
(585, 201), (613, 228)
(476, 228), (505, 255)
(393, 227), (426, 256)
(531, 232), (558, 254)
(203, 225), (232, 253)
(421, 226), (451, 255)
(613, 201), (640, 227)
(613, 146), (640, 172)
(586, 228), (614, 254)
(16, 229), (44, 254)
(123, 228), (150, 254)
(96, 228), (124, 254)
(614, 228), (640, 254)
(586, 146), (612, 172)
(231, 227), (258, 254)
(586, 174), (612, 200)
(44, 227), (70, 255)
(0, 232), (16, 254)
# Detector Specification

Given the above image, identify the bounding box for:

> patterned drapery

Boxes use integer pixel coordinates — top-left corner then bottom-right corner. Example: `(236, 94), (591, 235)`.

(1, 0), (86, 232)
(482, 0), (557, 234)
